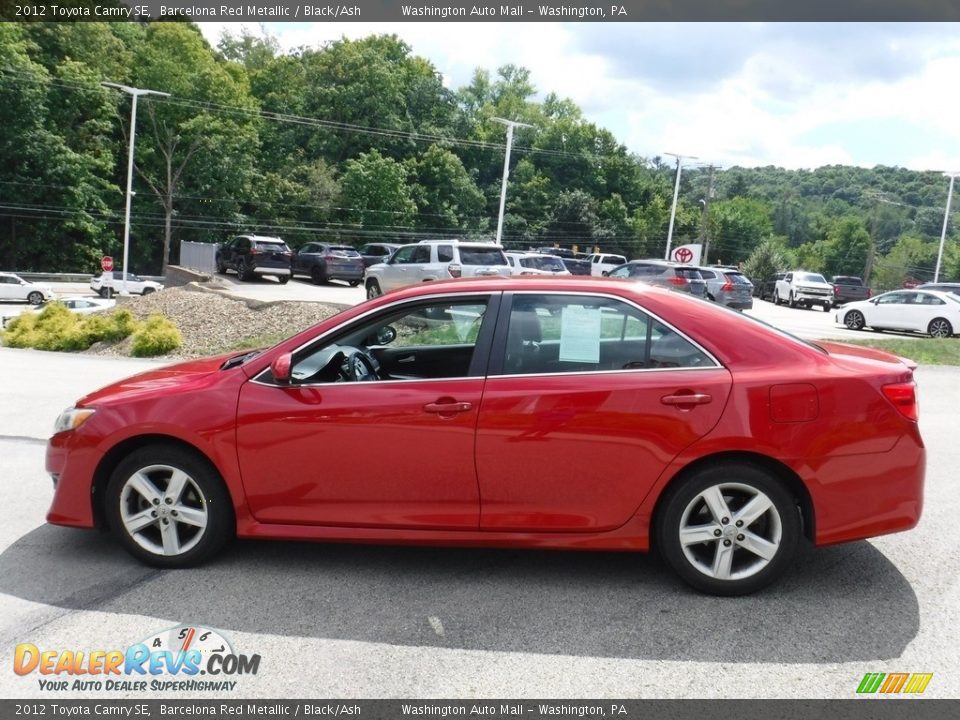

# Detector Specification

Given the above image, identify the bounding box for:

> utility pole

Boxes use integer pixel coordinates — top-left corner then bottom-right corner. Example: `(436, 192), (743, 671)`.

(664, 152), (698, 260)
(492, 117), (533, 246)
(700, 164), (718, 265)
(936, 172), (960, 283)
(101, 82), (170, 295)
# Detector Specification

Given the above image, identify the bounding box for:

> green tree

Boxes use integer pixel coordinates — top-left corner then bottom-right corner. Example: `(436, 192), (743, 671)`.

(341, 149), (416, 237)
(408, 145), (486, 233)
(742, 236), (795, 285)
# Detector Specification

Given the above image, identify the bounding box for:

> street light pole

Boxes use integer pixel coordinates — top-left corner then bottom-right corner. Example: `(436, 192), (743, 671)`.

(663, 152), (697, 260)
(102, 82), (170, 295)
(935, 172), (959, 283)
(492, 117), (533, 246)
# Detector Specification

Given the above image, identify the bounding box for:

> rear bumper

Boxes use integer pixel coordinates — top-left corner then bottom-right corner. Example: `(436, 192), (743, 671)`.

(254, 266), (291, 276)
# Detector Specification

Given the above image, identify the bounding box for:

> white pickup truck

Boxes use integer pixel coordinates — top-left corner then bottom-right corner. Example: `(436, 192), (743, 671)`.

(774, 271), (834, 311)
(587, 253), (627, 276)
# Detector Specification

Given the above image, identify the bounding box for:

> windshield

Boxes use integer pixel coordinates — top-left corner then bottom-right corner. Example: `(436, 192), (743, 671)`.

(797, 272), (827, 284)
(520, 256), (566, 271)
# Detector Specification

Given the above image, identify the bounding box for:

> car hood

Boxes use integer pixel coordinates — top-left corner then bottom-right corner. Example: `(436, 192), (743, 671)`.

(77, 353), (239, 406)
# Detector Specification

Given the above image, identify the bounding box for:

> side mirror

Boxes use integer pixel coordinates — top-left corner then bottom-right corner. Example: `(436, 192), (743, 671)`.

(271, 353), (293, 384)
(376, 326), (397, 345)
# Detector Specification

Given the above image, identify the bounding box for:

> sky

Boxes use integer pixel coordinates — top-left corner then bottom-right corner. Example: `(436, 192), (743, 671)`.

(198, 22), (960, 172)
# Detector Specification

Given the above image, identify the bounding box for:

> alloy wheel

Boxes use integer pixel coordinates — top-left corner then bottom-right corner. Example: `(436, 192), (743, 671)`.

(118, 464), (208, 557)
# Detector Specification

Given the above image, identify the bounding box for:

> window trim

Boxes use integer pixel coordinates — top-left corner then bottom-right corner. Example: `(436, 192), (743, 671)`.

(485, 290), (722, 377)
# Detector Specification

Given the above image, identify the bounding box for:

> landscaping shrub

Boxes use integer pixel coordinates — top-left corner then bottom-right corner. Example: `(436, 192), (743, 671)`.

(130, 314), (182, 357)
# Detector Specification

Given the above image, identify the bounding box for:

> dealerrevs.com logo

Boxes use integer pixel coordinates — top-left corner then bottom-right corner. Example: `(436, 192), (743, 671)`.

(13, 625), (260, 693)
(856, 672), (933, 695)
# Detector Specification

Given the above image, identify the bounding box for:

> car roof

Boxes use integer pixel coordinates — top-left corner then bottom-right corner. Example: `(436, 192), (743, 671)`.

(240, 235), (285, 242)
(919, 282), (960, 288)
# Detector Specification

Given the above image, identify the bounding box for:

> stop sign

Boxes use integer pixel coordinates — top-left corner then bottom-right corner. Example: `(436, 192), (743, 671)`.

(101, 256), (114, 272)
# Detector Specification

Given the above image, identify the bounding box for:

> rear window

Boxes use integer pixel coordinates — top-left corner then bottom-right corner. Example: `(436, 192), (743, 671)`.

(329, 246), (360, 257)
(460, 248), (508, 265)
(255, 241), (291, 252)
(725, 272), (752, 285)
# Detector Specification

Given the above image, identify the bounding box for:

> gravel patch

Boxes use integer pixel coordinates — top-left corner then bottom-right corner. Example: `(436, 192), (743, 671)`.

(86, 284), (343, 359)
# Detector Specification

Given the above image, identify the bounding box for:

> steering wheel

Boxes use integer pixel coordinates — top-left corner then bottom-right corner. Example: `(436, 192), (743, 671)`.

(340, 349), (380, 382)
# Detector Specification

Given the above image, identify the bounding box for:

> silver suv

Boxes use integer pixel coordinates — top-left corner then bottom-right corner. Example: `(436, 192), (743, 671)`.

(606, 260), (707, 298)
(696, 266), (754, 310)
(364, 240), (510, 298)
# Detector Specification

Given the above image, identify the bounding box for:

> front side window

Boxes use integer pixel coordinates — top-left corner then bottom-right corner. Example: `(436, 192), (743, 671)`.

(391, 246), (417, 264)
(284, 297), (492, 385)
(498, 294), (715, 376)
(878, 292), (910, 305)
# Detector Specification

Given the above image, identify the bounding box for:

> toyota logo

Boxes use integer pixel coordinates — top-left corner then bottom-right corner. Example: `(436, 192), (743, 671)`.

(674, 247), (693, 263)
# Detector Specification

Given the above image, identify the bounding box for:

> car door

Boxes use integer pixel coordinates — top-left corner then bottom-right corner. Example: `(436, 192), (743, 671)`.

(0, 276), (21, 301)
(379, 246), (417, 292)
(235, 293), (500, 529)
(475, 292), (732, 532)
(868, 292), (916, 330)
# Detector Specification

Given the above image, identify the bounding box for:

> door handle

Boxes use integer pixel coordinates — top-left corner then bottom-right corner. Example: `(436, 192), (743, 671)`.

(661, 392), (712, 407)
(423, 401), (473, 414)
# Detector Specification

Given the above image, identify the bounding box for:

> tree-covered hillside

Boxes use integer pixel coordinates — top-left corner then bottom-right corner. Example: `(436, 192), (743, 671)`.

(1, 23), (957, 289)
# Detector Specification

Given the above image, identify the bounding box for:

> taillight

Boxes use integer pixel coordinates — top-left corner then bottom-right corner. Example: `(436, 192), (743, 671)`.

(721, 281), (733, 292)
(882, 381), (918, 421)
(669, 276), (687, 286)
(867, 288), (872, 298)
(833, 286), (840, 296)
(448, 263), (462, 278)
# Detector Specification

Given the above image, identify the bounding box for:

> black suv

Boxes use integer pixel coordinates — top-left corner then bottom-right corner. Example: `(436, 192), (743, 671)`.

(216, 235), (292, 283)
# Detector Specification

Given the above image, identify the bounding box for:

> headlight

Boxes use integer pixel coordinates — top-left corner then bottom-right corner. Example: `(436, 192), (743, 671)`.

(53, 407), (96, 434)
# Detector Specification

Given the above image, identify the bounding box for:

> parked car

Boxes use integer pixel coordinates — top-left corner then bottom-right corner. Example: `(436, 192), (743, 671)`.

(774, 271), (833, 311)
(830, 275), (872, 307)
(364, 240), (510, 298)
(606, 260), (707, 298)
(587, 253), (627, 276)
(917, 282), (960, 298)
(534, 247), (592, 275)
(696, 267), (754, 310)
(358, 243), (402, 269)
(291, 243), (365, 286)
(0, 272), (56, 305)
(90, 272), (162, 298)
(505, 252), (571, 276)
(216, 235), (292, 283)
(758, 272), (785, 301)
(46, 276), (925, 596)
(836, 289), (960, 337)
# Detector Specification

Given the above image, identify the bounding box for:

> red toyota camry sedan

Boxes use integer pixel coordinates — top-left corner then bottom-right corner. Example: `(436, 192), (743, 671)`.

(45, 277), (925, 595)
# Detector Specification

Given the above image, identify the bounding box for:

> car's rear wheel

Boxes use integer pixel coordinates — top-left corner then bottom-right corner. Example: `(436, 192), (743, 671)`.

(240, 261), (256, 282)
(277, 275), (289, 285)
(105, 444), (233, 568)
(844, 309), (865, 330)
(348, 279), (362, 287)
(366, 279), (382, 299)
(656, 463), (800, 596)
(928, 317), (953, 338)
(311, 265), (327, 285)
(27, 291), (43, 305)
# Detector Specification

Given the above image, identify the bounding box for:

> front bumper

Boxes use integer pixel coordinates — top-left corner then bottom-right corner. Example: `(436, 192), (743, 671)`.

(45, 431), (99, 529)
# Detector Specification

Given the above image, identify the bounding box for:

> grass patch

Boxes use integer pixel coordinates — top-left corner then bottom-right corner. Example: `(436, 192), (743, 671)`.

(823, 337), (960, 366)
(228, 332), (288, 352)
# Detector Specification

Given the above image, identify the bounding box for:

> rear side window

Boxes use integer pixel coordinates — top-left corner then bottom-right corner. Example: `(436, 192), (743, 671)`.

(675, 268), (703, 279)
(437, 245), (455, 262)
(460, 248), (508, 266)
(627, 264), (659, 277)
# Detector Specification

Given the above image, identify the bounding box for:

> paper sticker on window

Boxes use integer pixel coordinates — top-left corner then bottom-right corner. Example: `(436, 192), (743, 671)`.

(559, 306), (601, 363)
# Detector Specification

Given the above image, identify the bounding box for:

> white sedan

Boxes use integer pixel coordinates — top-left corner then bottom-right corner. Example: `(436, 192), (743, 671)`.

(836, 289), (960, 337)
(0, 272), (56, 305)
(59, 296), (117, 314)
(505, 252), (571, 276)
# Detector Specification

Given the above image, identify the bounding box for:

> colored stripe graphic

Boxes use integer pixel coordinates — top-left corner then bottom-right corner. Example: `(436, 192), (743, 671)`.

(857, 672), (932, 694)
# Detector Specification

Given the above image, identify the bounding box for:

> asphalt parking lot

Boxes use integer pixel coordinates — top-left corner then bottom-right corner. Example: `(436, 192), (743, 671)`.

(0, 333), (957, 698)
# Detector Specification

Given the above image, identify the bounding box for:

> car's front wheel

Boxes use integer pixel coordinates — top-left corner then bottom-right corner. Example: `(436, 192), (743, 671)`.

(844, 309), (865, 330)
(928, 317), (953, 338)
(105, 444), (233, 568)
(27, 291), (43, 305)
(656, 463), (800, 596)
(366, 279), (382, 299)
(142, 287), (155, 296)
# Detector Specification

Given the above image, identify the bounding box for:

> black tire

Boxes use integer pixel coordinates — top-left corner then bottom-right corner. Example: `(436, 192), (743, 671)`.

(928, 317), (953, 338)
(277, 275), (290, 285)
(310, 265), (327, 285)
(27, 291), (43, 305)
(104, 444), (233, 568)
(348, 279), (362, 287)
(366, 279), (382, 299)
(215, 257), (227, 274)
(844, 310), (865, 331)
(788, 292), (797, 308)
(104, 287), (114, 299)
(240, 261), (256, 282)
(655, 462), (800, 596)
(141, 287), (155, 296)
(822, 303), (831, 312)
(773, 291), (781, 306)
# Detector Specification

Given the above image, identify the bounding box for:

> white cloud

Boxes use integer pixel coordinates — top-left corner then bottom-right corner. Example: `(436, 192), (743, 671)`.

(198, 22), (960, 171)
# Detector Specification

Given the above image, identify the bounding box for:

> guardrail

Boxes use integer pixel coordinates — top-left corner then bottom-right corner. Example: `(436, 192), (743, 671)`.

(14, 272), (165, 283)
